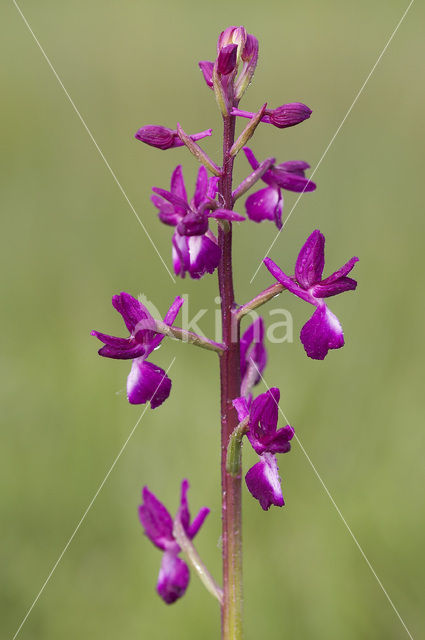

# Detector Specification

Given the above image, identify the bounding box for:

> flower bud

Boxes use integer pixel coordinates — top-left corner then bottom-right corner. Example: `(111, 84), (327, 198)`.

(135, 125), (176, 150)
(266, 103), (312, 128)
(217, 44), (238, 75)
(135, 125), (213, 151)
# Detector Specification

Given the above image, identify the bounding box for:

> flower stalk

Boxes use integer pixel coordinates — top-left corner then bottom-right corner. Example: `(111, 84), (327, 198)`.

(218, 113), (243, 640)
(152, 321), (225, 354)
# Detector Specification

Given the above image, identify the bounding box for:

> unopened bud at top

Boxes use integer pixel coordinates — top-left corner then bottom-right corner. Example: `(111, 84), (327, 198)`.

(217, 26), (247, 54)
(217, 44), (238, 75)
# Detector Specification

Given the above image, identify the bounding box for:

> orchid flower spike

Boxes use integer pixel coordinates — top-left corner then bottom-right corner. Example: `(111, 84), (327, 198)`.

(233, 389), (294, 510)
(92, 293), (183, 407)
(264, 230), (359, 359)
(138, 480), (210, 604)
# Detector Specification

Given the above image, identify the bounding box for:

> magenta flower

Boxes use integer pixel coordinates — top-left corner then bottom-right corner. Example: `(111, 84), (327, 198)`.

(92, 293), (183, 408)
(135, 125), (213, 150)
(264, 230), (358, 360)
(240, 317), (267, 399)
(242, 147), (316, 229)
(152, 165), (244, 279)
(233, 388), (294, 510)
(138, 480), (210, 604)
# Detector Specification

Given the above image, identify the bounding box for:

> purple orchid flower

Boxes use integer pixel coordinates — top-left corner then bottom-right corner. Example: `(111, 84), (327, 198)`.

(240, 317), (267, 399)
(233, 388), (294, 511)
(264, 230), (359, 360)
(152, 165), (244, 279)
(92, 292), (183, 408)
(138, 480), (210, 604)
(135, 125), (213, 150)
(242, 147), (316, 229)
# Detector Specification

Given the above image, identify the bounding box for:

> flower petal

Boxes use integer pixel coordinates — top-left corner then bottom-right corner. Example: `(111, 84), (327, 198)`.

(320, 256), (359, 285)
(249, 387), (280, 442)
(193, 166), (208, 209)
(170, 165), (188, 204)
(138, 487), (174, 550)
(245, 453), (285, 510)
(157, 552), (190, 604)
(187, 507), (210, 540)
(198, 60), (214, 88)
(263, 258), (313, 304)
(232, 396), (250, 422)
(187, 232), (221, 279)
(210, 208), (246, 222)
(271, 167), (316, 192)
(172, 231), (190, 278)
(262, 425), (294, 455)
(295, 229), (325, 288)
(245, 185), (282, 229)
(127, 359), (172, 408)
(112, 292), (153, 336)
(151, 194), (181, 226)
(242, 147), (260, 170)
(95, 334), (146, 360)
(300, 305), (344, 360)
(312, 276), (357, 298)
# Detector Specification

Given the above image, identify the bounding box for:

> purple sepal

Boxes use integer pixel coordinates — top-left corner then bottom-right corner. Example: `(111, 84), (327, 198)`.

(157, 552), (190, 604)
(263, 258), (313, 303)
(245, 453), (285, 511)
(295, 229), (325, 288)
(138, 487), (175, 551)
(270, 166), (316, 193)
(320, 256), (359, 285)
(127, 359), (172, 408)
(300, 305), (344, 360)
(198, 60), (214, 88)
(178, 479), (210, 539)
(312, 277), (357, 298)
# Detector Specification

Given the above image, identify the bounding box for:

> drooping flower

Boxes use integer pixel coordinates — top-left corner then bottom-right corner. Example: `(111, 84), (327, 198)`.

(138, 480), (210, 604)
(231, 103), (312, 129)
(264, 230), (358, 360)
(242, 147), (316, 229)
(92, 293), (183, 408)
(240, 317), (267, 399)
(135, 125), (213, 150)
(233, 389), (294, 510)
(152, 165), (244, 279)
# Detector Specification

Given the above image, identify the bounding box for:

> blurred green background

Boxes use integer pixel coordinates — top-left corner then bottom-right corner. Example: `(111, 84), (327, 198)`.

(1, 1), (424, 638)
